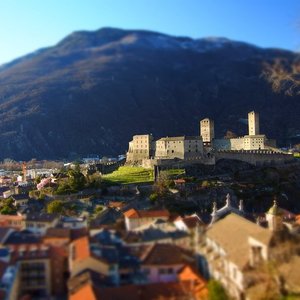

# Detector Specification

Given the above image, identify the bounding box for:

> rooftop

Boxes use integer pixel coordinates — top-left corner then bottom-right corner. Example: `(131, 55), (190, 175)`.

(207, 213), (273, 268)
(141, 243), (194, 266)
(123, 208), (169, 219)
(157, 136), (201, 142)
(69, 280), (207, 300)
(24, 212), (58, 222)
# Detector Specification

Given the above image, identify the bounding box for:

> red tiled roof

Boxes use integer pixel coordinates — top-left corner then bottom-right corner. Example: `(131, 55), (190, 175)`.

(123, 209), (169, 219)
(141, 243), (194, 266)
(71, 237), (90, 262)
(108, 201), (124, 209)
(178, 215), (204, 229)
(70, 281), (208, 300)
(174, 179), (186, 184)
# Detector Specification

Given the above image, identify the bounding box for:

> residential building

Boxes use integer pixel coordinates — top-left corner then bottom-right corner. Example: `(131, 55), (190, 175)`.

(139, 243), (195, 284)
(11, 194), (29, 207)
(199, 201), (300, 299)
(68, 237), (119, 284)
(23, 213), (59, 234)
(123, 209), (169, 231)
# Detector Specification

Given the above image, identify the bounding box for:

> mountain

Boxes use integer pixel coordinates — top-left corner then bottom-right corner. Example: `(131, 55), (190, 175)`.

(0, 27), (299, 160)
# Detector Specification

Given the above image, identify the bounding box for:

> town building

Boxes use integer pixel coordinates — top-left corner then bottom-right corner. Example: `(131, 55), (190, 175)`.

(22, 213), (60, 235)
(123, 209), (170, 231)
(139, 243), (195, 284)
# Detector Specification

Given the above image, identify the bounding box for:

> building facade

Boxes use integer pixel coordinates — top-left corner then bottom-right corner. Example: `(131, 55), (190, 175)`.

(155, 136), (203, 160)
(200, 118), (214, 143)
(248, 111), (259, 136)
(126, 134), (154, 163)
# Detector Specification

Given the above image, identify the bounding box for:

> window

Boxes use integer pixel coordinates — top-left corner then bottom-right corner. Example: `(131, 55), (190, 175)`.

(158, 268), (166, 274)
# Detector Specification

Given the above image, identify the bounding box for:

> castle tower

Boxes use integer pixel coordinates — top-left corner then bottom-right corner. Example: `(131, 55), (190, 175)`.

(248, 111), (260, 136)
(266, 199), (283, 231)
(200, 118), (214, 143)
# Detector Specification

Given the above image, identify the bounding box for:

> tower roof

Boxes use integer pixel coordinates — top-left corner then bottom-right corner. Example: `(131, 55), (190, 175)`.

(267, 200), (284, 216)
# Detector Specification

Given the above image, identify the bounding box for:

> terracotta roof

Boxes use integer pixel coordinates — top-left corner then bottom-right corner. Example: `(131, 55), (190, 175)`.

(141, 243), (194, 266)
(108, 201), (124, 209)
(177, 265), (208, 299)
(174, 179), (186, 184)
(70, 281), (207, 300)
(123, 208), (169, 219)
(207, 213), (273, 268)
(71, 237), (91, 262)
(69, 283), (98, 300)
(0, 215), (23, 221)
(176, 215), (204, 229)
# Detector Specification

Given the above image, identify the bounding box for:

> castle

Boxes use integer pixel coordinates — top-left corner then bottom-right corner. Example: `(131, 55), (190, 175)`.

(126, 111), (292, 166)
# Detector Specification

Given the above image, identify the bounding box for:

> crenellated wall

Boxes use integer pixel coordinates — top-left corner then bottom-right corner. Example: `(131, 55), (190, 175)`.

(215, 150), (294, 166)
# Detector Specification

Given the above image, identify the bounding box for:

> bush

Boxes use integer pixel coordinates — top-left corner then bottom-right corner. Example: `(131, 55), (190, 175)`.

(149, 193), (158, 203)
(47, 200), (64, 214)
(207, 280), (230, 300)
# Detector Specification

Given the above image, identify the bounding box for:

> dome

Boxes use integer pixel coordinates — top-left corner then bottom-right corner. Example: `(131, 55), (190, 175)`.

(267, 200), (284, 216)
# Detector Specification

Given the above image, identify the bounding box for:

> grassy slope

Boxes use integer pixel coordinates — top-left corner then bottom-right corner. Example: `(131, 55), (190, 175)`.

(102, 166), (154, 184)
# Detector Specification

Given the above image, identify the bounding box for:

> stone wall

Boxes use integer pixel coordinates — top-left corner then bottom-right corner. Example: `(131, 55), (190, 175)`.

(215, 150), (294, 166)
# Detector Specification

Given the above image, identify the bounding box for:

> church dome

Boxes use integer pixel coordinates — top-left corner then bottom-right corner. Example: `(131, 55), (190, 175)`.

(267, 200), (283, 216)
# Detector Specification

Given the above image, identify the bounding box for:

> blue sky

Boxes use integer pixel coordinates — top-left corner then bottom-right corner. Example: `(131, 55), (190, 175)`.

(0, 0), (299, 65)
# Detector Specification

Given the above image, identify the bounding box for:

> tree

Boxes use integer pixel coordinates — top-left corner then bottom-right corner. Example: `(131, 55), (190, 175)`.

(154, 171), (170, 196)
(67, 165), (86, 191)
(149, 193), (158, 203)
(263, 58), (300, 96)
(47, 200), (64, 214)
(207, 280), (230, 300)
(86, 172), (102, 189)
(0, 198), (17, 215)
